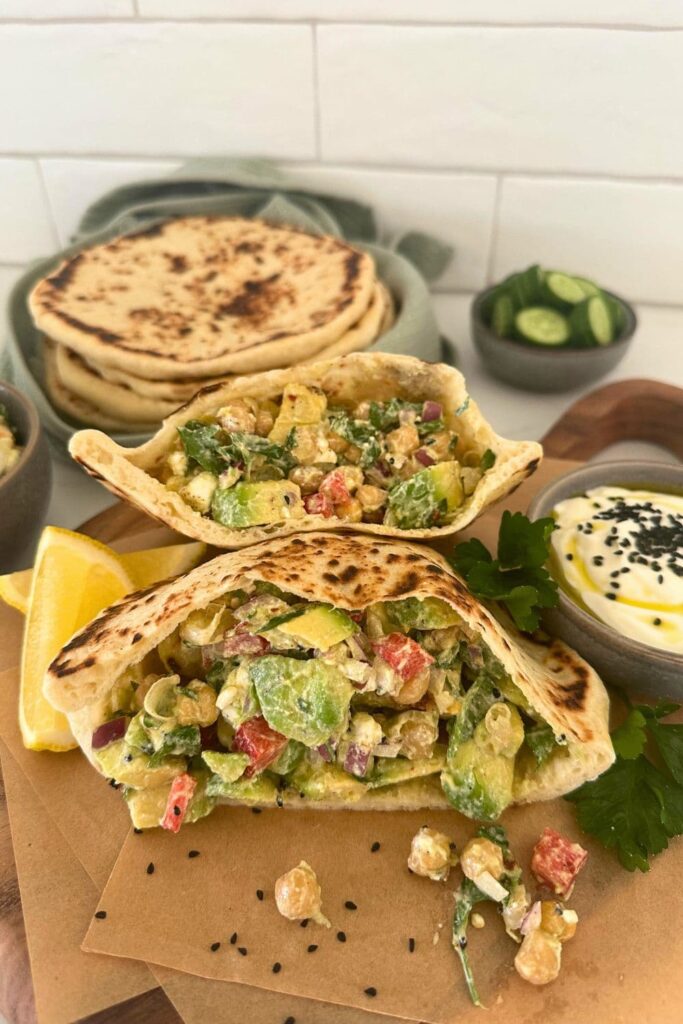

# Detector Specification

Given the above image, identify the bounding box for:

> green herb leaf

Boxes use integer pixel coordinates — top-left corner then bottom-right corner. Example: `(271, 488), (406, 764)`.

(177, 421), (227, 475)
(480, 448), (496, 471)
(327, 410), (382, 468)
(611, 709), (647, 760)
(648, 718), (683, 785)
(497, 510), (555, 570)
(525, 722), (559, 765)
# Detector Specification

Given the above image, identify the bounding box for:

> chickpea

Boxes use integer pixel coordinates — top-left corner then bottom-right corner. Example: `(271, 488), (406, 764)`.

(289, 465), (324, 495)
(386, 423), (420, 456)
(540, 902), (578, 942)
(408, 826), (456, 882)
(274, 861), (330, 927)
(216, 400), (257, 433)
(481, 703), (524, 758)
(175, 680), (219, 727)
(461, 466), (482, 496)
(395, 667), (431, 705)
(344, 443), (363, 464)
(422, 430), (456, 462)
(336, 497), (363, 523)
(514, 929), (562, 986)
(337, 466), (364, 493)
(460, 837), (505, 883)
(355, 401), (371, 420)
(357, 484), (388, 512)
(328, 433), (349, 455)
(255, 406), (275, 436)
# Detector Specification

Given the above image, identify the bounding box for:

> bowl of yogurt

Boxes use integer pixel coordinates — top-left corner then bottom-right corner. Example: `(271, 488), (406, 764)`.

(527, 461), (683, 699)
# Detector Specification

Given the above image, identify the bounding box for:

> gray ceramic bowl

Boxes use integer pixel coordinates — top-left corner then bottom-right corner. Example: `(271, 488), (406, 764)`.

(0, 381), (52, 572)
(528, 460), (683, 699)
(471, 286), (637, 393)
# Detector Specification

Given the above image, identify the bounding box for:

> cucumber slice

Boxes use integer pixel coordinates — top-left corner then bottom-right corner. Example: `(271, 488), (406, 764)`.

(568, 300), (597, 348)
(573, 275), (601, 298)
(491, 293), (515, 338)
(586, 295), (614, 345)
(607, 296), (626, 337)
(544, 271), (586, 309)
(520, 264), (545, 304)
(514, 307), (570, 347)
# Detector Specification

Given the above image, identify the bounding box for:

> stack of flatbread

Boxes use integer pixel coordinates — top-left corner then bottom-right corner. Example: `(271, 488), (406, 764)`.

(28, 216), (394, 434)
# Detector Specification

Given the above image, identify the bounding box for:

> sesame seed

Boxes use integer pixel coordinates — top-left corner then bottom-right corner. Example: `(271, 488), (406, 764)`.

(364, 987), (377, 998)
(300, 919), (309, 928)
(230, 932), (238, 945)
(210, 942), (220, 952)
(256, 889), (264, 901)
(188, 850), (200, 859)
(345, 900), (357, 911)
(337, 931), (346, 943)
(238, 947), (248, 956)
(146, 862), (155, 875)
(371, 841), (380, 852)
(408, 937), (415, 952)
(272, 962), (282, 974)
(307, 944), (318, 953)
(95, 911), (107, 920)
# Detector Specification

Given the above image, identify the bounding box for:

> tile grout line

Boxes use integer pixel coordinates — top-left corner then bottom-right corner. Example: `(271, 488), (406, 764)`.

(0, 18), (682, 31)
(311, 22), (322, 161)
(33, 159), (61, 251)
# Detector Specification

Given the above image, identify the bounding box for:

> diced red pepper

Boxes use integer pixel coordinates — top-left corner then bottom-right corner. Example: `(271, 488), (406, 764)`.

(371, 633), (434, 681)
(319, 469), (351, 506)
(531, 827), (588, 899)
(222, 631), (271, 656)
(161, 773), (197, 833)
(304, 491), (335, 518)
(233, 716), (288, 778)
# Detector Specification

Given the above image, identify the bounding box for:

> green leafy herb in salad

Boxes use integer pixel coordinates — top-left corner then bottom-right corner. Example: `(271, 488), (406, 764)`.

(178, 420), (297, 480)
(449, 511), (559, 632)
(567, 702), (683, 872)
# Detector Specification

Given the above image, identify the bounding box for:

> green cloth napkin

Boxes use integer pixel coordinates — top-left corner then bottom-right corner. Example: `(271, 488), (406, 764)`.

(3, 158), (453, 450)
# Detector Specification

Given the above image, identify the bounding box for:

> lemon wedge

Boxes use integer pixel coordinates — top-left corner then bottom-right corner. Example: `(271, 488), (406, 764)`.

(2, 541), (206, 616)
(20, 527), (134, 752)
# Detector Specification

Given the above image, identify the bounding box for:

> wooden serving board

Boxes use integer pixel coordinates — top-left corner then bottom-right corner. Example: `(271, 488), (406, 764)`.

(1, 378), (682, 1024)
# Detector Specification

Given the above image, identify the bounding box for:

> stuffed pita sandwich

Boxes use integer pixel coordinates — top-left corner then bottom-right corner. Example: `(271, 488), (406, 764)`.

(44, 533), (613, 832)
(69, 353), (542, 548)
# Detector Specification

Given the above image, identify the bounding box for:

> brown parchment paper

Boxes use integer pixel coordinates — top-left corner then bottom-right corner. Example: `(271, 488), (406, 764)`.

(0, 739), (153, 1023)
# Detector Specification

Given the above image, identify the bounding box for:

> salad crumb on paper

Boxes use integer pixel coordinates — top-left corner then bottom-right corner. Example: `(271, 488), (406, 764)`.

(274, 860), (331, 928)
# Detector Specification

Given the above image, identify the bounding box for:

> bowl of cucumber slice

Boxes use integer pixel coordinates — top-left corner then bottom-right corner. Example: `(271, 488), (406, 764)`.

(472, 265), (637, 393)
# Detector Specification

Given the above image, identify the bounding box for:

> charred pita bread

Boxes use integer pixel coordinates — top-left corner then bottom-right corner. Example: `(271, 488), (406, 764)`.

(45, 533), (613, 826)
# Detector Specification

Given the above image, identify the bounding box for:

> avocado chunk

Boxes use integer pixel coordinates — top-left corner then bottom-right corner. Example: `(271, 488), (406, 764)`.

(290, 761), (366, 803)
(249, 655), (353, 746)
(386, 460), (464, 529)
(123, 773), (216, 828)
(201, 750), (250, 783)
(367, 746), (446, 789)
(441, 740), (514, 821)
(430, 460), (465, 511)
(205, 772), (278, 804)
(95, 738), (186, 788)
(269, 383), (327, 442)
(211, 480), (304, 528)
(383, 596), (460, 631)
(275, 605), (357, 652)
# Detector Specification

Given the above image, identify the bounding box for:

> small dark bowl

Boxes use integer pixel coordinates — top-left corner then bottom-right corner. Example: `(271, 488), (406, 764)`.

(0, 381), (52, 572)
(528, 460), (683, 699)
(471, 286), (637, 393)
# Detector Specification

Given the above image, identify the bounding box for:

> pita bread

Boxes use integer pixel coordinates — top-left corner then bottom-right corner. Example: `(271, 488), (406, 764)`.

(298, 281), (386, 364)
(45, 533), (614, 811)
(69, 352), (542, 548)
(28, 216), (377, 381)
(68, 353), (228, 404)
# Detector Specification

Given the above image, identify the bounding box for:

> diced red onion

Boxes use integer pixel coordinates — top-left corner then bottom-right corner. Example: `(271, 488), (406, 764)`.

(421, 400), (442, 422)
(199, 723), (222, 751)
(222, 632), (270, 656)
(344, 743), (371, 777)
(521, 901), (542, 936)
(415, 448), (435, 467)
(467, 644), (484, 669)
(373, 741), (402, 759)
(91, 716), (129, 750)
(316, 742), (335, 763)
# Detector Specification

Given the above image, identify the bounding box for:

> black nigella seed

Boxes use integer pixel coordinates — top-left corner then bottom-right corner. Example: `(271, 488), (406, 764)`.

(565, 554), (573, 561)
(491, 688), (501, 699)
(123, 753), (133, 763)
(230, 932), (238, 945)
(300, 918), (309, 928)
(621, 567), (630, 573)
(606, 593), (617, 600)
(238, 947), (248, 956)
(408, 937), (415, 953)
(108, 779), (118, 789)
(284, 1018), (295, 1024)
(307, 944), (318, 953)
(371, 841), (380, 853)
(210, 942), (221, 952)
(272, 962), (282, 974)
(345, 900), (357, 911)
(610, 581), (620, 589)
(173, 805), (181, 816)
(256, 889), (264, 901)
(95, 910), (107, 920)
(658, 574), (664, 584)
(133, 828), (142, 834)
(251, 807), (262, 815)
(610, 570), (620, 578)
(364, 987), (377, 998)
(337, 931), (346, 943)
(146, 862), (155, 875)
(276, 794), (284, 808)
(459, 936), (467, 949)
(188, 850), (200, 859)
(593, 556), (604, 566)
(653, 618), (662, 626)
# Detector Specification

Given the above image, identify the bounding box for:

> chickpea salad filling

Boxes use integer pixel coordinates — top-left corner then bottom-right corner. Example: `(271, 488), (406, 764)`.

(0, 404), (21, 479)
(158, 383), (496, 531)
(89, 583), (566, 831)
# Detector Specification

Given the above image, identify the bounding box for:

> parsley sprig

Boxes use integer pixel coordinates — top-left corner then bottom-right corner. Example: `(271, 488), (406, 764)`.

(567, 701), (683, 872)
(448, 511), (559, 632)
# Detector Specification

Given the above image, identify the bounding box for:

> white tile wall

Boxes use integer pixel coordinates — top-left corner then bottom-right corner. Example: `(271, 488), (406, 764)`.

(0, 1), (133, 16)
(137, 2), (683, 28)
(40, 158), (179, 246)
(318, 26), (683, 178)
(494, 177), (683, 306)
(0, 24), (316, 157)
(0, 160), (56, 262)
